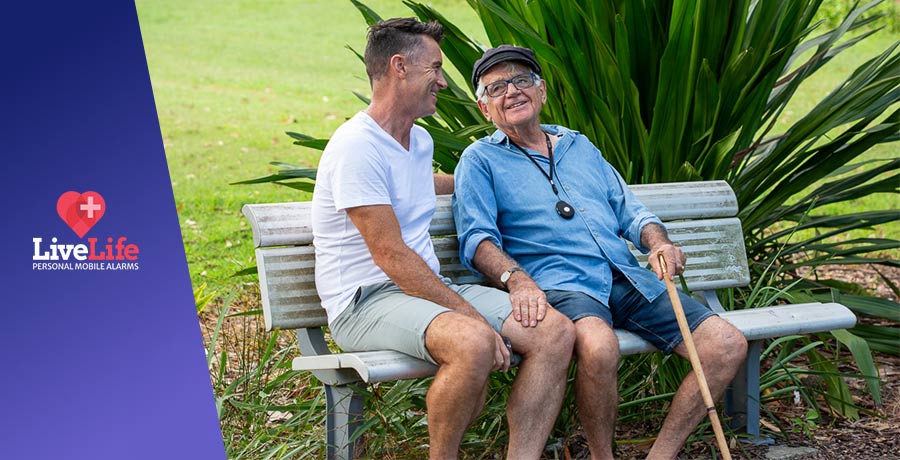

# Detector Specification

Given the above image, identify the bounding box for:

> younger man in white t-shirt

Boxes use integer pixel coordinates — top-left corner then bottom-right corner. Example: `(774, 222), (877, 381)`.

(311, 18), (575, 459)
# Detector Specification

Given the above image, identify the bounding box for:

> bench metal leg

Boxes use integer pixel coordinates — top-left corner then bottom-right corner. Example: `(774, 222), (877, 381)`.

(325, 384), (364, 460)
(725, 340), (773, 445)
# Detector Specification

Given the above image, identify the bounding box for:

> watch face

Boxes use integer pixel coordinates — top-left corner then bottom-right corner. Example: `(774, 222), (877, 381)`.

(501, 268), (519, 285)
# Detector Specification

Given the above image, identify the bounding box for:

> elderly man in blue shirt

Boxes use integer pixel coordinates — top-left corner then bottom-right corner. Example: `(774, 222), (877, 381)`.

(453, 45), (748, 460)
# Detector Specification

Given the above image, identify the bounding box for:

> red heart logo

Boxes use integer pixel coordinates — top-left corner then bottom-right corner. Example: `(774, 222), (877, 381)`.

(57, 191), (106, 238)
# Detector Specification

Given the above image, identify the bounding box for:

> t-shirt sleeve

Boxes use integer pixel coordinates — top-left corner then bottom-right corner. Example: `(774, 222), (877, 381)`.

(329, 137), (392, 211)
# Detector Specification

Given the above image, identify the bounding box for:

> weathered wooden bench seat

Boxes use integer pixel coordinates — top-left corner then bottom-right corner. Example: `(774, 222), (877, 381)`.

(243, 180), (856, 460)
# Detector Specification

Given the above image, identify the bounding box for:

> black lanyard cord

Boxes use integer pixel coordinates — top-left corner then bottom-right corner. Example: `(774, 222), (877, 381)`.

(508, 132), (575, 219)
(509, 133), (558, 195)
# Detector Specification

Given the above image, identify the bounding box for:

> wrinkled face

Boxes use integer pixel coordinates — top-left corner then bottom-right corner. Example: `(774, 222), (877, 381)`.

(476, 62), (546, 131)
(404, 36), (447, 119)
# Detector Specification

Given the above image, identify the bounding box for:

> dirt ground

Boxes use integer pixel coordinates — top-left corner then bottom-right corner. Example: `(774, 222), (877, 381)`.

(559, 263), (900, 460)
(548, 342), (899, 460)
(605, 352), (900, 460)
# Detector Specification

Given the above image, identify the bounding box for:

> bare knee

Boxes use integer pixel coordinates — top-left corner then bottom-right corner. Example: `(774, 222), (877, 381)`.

(574, 318), (619, 376)
(542, 310), (576, 354)
(427, 314), (496, 371)
(507, 309), (575, 361)
(454, 323), (496, 368)
(698, 318), (747, 367)
(722, 323), (748, 364)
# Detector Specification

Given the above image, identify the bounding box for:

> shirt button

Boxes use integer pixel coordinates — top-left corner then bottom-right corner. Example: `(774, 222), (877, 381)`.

(579, 207), (585, 212)
(564, 185), (570, 190)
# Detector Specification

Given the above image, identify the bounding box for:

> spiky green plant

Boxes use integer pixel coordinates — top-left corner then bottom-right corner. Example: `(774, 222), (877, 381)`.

(203, 292), (324, 459)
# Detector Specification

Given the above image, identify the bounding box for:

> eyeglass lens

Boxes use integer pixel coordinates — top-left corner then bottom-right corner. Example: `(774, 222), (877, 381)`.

(486, 73), (536, 97)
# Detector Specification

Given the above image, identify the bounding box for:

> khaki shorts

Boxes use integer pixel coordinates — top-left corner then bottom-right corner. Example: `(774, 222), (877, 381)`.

(329, 280), (512, 364)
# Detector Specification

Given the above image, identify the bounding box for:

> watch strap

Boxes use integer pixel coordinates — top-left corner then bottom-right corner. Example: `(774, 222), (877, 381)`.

(500, 266), (524, 287)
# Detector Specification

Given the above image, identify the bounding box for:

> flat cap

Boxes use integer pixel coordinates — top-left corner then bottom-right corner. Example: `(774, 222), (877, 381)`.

(471, 45), (542, 90)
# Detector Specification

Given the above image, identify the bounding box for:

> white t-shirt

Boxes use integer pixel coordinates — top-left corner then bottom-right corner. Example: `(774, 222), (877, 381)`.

(311, 111), (440, 322)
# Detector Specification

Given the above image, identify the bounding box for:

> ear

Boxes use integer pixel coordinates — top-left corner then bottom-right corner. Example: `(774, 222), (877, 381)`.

(390, 54), (407, 79)
(539, 80), (547, 104)
(477, 99), (491, 121)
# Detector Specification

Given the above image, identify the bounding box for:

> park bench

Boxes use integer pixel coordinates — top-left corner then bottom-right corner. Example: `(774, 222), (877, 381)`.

(242, 180), (857, 460)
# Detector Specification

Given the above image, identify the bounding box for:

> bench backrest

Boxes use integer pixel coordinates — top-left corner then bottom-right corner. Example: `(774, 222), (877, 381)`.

(243, 180), (749, 332)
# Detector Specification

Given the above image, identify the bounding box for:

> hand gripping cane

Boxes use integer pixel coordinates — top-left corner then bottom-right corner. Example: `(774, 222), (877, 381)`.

(658, 252), (732, 460)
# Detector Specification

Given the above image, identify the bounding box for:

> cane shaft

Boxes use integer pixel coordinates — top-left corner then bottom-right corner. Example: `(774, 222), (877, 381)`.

(659, 253), (732, 460)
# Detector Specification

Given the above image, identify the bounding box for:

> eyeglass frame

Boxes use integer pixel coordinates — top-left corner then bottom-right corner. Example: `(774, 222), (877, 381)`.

(478, 72), (541, 99)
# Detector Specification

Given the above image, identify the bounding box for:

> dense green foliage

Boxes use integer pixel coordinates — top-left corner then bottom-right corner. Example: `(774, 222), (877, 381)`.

(261, 0), (899, 345)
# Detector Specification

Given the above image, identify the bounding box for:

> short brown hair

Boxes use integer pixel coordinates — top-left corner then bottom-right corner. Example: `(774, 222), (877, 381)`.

(364, 18), (444, 82)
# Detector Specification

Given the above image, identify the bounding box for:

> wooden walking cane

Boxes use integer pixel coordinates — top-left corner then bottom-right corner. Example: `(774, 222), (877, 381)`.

(658, 252), (732, 460)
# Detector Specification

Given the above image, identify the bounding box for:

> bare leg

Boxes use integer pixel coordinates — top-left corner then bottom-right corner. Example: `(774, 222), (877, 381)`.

(573, 317), (619, 460)
(502, 308), (576, 460)
(647, 316), (747, 460)
(424, 312), (498, 460)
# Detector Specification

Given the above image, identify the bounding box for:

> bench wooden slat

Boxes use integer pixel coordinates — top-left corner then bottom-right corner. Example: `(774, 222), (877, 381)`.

(254, 217), (750, 331)
(632, 218), (750, 291)
(294, 351), (438, 385)
(724, 302), (856, 341)
(256, 246), (326, 329)
(243, 202), (316, 248)
(243, 181), (738, 248)
(628, 180), (738, 221)
(293, 303), (857, 384)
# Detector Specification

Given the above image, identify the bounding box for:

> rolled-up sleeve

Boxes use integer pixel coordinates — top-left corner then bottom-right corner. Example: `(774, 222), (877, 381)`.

(600, 153), (663, 253)
(452, 150), (502, 274)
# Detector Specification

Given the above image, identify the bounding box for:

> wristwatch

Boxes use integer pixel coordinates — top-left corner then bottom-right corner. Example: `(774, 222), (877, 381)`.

(499, 267), (524, 287)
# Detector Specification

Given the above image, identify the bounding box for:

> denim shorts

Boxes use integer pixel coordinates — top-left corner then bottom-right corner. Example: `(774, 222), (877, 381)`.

(546, 270), (715, 354)
(329, 280), (512, 365)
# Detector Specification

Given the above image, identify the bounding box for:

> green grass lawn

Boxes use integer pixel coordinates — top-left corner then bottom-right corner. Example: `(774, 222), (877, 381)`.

(137, 0), (487, 295)
(137, 0), (898, 298)
(772, 28), (899, 241)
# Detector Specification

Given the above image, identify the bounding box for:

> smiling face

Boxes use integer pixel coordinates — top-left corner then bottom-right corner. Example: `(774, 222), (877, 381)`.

(476, 62), (546, 132)
(404, 36), (447, 119)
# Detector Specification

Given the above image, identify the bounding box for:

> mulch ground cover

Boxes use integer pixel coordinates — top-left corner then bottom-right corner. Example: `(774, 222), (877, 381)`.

(555, 263), (900, 460)
(551, 350), (898, 459)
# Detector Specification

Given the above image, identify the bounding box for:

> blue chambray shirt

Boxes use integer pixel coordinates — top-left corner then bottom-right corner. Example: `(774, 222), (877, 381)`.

(452, 125), (667, 307)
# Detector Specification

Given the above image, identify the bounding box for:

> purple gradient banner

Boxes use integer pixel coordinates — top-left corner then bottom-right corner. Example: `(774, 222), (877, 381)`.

(0, 2), (225, 459)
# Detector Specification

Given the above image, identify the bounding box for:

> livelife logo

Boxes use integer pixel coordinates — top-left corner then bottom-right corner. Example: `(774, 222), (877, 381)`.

(32, 191), (140, 271)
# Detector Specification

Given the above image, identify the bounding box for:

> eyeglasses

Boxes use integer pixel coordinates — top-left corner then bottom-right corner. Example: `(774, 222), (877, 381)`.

(483, 73), (539, 98)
